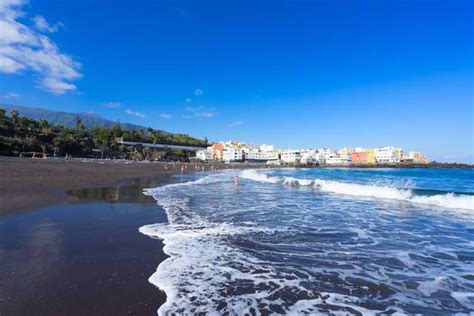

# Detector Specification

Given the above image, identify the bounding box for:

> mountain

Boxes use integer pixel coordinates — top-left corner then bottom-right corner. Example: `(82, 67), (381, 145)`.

(0, 104), (148, 131)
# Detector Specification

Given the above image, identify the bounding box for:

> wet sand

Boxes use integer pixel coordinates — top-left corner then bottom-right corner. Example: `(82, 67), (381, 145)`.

(0, 156), (266, 216)
(0, 177), (173, 315)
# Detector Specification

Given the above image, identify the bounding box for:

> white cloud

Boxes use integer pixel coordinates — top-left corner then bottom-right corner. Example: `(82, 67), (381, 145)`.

(0, 55), (25, 73)
(229, 120), (244, 127)
(195, 111), (215, 118)
(0, 0), (82, 94)
(160, 113), (172, 119)
(103, 101), (121, 108)
(39, 78), (76, 94)
(185, 106), (216, 118)
(1, 92), (20, 99)
(185, 98), (192, 103)
(194, 88), (204, 96)
(32, 15), (63, 33)
(124, 109), (146, 118)
(185, 106), (202, 112)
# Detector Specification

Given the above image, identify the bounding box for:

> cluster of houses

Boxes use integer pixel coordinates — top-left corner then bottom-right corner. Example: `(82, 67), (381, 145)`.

(196, 141), (429, 165)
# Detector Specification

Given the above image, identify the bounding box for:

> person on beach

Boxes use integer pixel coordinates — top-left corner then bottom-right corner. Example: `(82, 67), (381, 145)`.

(234, 175), (239, 185)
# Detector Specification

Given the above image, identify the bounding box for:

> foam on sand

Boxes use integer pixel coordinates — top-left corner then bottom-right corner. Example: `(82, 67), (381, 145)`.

(140, 173), (286, 315)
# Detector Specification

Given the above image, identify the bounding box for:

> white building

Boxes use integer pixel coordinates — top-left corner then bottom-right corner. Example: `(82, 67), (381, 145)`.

(280, 150), (302, 163)
(317, 148), (337, 164)
(374, 147), (399, 163)
(325, 154), (344, 165)
(300, 149), (318, 164)
(222, 147), (244, 162)
(196, 149), (212, 161)
(245, 148), (278, 162)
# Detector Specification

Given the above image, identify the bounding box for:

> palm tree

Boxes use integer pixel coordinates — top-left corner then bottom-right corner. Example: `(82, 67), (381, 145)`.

(10, 109), (19, 133)
(41, 144), (48, 158)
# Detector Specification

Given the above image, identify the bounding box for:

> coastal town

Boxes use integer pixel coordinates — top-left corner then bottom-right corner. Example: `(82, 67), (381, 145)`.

(196, 141), (429, 165)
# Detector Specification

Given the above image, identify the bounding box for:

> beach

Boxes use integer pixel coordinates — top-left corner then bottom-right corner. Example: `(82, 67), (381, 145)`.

(0, 156), (270, 215)
(0, 157), (265, 314)
(0, 158), (177, 314)
(1, 158), (473, 314)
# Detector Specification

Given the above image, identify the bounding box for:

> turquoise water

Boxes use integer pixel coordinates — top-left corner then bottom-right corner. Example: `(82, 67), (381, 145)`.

(141, 168), (474, 314)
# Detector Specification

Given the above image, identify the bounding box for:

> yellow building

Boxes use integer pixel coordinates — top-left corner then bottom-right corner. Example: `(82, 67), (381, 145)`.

(409, 151), (422, 162)
(366, 149), (376, 164)
(338, 147), (354, 162)
(395, 147), (404, 161)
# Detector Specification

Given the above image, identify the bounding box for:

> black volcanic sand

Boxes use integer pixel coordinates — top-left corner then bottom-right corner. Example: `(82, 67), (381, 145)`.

(0, 156), (272, 215)
(0, 176), (180, 315)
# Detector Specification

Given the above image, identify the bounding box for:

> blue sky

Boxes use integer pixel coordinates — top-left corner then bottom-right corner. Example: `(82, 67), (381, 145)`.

(0, 0), (473, 162)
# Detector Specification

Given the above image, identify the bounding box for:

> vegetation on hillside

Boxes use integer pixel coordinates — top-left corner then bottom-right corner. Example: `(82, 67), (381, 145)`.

(0, 108), (208, 161)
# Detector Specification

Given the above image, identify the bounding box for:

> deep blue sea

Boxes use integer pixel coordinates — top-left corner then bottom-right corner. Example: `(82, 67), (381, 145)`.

(140, 168), (474, 315)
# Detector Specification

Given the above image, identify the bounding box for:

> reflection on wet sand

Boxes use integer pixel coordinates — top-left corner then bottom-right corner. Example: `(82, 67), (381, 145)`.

(67, 176), (177, 204)
(0, 176), (172, 315)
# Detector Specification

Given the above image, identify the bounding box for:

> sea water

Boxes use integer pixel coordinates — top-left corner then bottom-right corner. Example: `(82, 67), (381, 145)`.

(140, 168), (474, 314)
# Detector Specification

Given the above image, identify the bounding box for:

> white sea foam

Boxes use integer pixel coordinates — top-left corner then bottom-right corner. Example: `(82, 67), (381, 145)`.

(139, 222), (264, 315)
(240, 170), (474, 211)
(140, 170), (474, 314)
(140, 173), (290, 315)
(417, 276), (448, 296)
(451, 291), (474, 309)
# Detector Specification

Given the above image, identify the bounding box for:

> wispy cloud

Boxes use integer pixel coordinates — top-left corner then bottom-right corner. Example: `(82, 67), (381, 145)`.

(1, 92), (20, 99)
(194, 88), (204, 96)
(185, 98), (192, 103)
(160, 113), (172, 119)
(0, 0), (82, 94)
(229, 120), (244, 127)
(103, 101), (121, 108)
(124, 109), (146, 118)
(185, 106), (216, 119)
(32, 15), (63, 33)
(185, 106), (202, 112)
(195, 111), (216, 118)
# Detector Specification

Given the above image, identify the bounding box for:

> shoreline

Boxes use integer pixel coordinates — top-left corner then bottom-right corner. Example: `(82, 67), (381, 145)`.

(0, 156), (471, 216)
(0, 156), (270, 216)
(1, 156), (471, 216)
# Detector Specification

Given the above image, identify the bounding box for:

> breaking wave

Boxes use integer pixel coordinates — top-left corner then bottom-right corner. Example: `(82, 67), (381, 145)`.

(140, 169), (474, 315)
(240, 170), (474, 211)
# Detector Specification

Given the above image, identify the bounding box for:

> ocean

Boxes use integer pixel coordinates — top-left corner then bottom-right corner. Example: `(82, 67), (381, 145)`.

(140, 168), (474, 314)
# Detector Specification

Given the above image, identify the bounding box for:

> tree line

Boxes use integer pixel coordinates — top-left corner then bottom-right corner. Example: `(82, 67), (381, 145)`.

(0, 108), (209, 161)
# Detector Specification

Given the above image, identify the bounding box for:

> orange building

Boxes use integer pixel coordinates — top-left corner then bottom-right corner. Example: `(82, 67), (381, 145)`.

(209, 143), (225, 160)
(352, 152), (368, 163)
